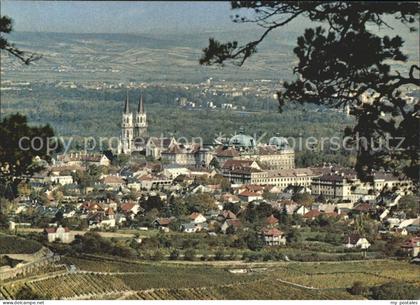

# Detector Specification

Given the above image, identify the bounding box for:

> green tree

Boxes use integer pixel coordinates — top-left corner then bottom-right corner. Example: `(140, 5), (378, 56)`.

(292, 192), (314, 207)
(215, 249), (225, 260)
(17, 181), (31, 198)
(223, 202), (241, 214)
(286, 228), (302, 244)
(0, 114), (58, 199)
(398, 195), (419, 218)
(184, 249), (196, 261)
(15, 286), (49, 300)
(200, 2), (419, 182)
(262, 190), (278, 201)
(141, 195), (164, 212)
(349, 281), (367, 296)
(151, 250), (164, 261)
(245, 231), (264, 251)
(184, 193), (217, 214)
(169, 249), (179, 260)
(370, 282), (419, 300)
(0, 212), (9, 229)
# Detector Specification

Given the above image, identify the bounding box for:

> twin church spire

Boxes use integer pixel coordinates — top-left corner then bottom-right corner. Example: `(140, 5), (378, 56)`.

(119, 93), (148, 154)
(124, 93), (144, 114)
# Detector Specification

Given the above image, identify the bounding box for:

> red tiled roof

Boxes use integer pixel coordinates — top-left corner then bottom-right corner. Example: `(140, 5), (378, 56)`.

(226, 219), (241, 228)
(82, 202), (104, 211)
(324, 211), (338, 218)
(220, 210), (237, 219)
(155, 218), (172, 226)
(239, 191), (260, 197)
(190, 212), (203, 220)
(44, 226), (70, 233)
(102, 175), (124, 184)
(215, 147), (240, 158)
(105, 207), (115, 215)
(121, 203), (135, 212)
(245, 184), (265, 192)
(353, 202), (373, 212)
(266, 215), (279, 225)
(401, 237), (420, 248)
(221, 193), (240, 202)
(261, 228), (283, 237)
(303, 210), (321, 219)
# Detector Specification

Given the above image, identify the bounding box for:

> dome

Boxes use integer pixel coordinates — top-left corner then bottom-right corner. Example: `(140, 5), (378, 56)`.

(269, 136), (289, 149)
(229, 133), (256, 148)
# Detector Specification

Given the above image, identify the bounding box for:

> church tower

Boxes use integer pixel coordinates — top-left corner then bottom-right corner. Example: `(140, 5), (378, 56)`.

(120, 94), (134, 154)
(134, 94), (148, 137)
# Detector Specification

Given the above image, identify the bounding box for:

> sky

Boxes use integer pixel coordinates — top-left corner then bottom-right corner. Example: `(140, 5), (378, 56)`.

(0, 1), (245, 34)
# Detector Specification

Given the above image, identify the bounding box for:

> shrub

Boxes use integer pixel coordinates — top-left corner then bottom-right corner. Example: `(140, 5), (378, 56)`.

(214, 250), (225, 260)
(15, 286), (50, 300)
(184, 249), (196, 261)
(370, 282), (420, 300)
(0, 235), (42, 254)
(349, 281), (367, 295)
(169, 249), (179, 260)
(152, 250), (164, 261)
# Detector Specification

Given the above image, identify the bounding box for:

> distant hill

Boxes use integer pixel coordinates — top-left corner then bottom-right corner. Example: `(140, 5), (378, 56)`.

(2, 17), (418, 83)
(1, 30), (299, 83)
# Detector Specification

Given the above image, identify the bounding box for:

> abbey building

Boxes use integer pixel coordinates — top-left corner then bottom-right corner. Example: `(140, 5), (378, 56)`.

(118, 94), (148, 155)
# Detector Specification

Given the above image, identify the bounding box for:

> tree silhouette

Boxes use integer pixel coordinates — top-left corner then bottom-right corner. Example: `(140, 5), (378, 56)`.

(200, 1), (419, 183)
(1, 15), (42, 120)
(0, 15), (41, 64)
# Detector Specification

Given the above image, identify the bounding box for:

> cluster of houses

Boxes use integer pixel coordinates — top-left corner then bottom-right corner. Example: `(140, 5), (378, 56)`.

(7, 132), (419, 257)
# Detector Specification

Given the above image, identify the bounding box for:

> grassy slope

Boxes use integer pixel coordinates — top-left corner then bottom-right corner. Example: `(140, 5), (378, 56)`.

(0, 234), (42, 254)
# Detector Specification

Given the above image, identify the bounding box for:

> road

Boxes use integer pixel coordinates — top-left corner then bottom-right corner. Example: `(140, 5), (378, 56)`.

(18, 227), (136, 238)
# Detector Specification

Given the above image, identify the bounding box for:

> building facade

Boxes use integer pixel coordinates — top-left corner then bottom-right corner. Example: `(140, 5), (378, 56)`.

(214, 133), (295, 170)
(118, 94), (148, 155)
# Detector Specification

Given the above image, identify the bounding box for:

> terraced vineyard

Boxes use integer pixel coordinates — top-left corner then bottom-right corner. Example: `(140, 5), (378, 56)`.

(2, 257), (419, 300)
(275, 260), (420, 289)
(25, 274), (126, 299)
(281, 272), (388, 289)
(120, 279), (362, 300)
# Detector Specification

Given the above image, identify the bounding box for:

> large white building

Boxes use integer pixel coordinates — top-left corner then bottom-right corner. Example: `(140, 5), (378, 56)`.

(214, 132), (295, 170)
(221, 159), (315, 191)
(311, 169), (413, 203)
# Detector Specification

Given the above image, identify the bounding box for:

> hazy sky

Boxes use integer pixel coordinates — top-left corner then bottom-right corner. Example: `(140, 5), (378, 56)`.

(1, 1), (244, 33)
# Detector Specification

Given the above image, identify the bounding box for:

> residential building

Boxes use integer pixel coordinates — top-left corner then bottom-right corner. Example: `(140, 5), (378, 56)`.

(343, 233), (371, 249)
(260, 228), (286, 246)
(56, 152), (110, 167)
(189, 212), (207, 224)
(44, 225), (73, 243)
(401, 237), (420, 257)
